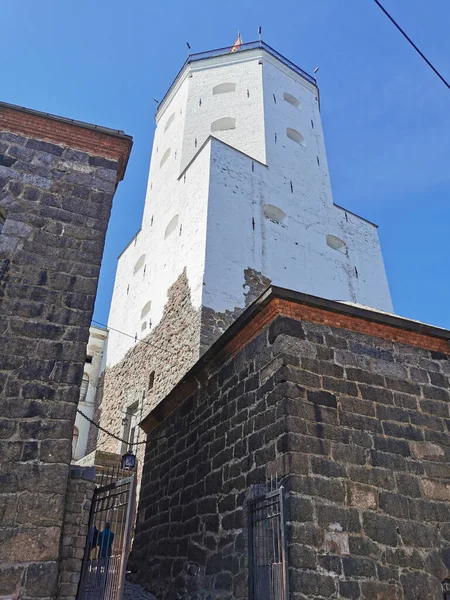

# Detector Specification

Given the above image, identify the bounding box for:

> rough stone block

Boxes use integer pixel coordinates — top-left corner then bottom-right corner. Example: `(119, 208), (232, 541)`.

(422, 479), (450, 502)
(363, 512), (398, 547)
(0, 527), (60, 562)
(410, 441), (444, 460)
(348, 482), (378, 510)
(24, 562), (58, 597)
(17, 493), (65, 526)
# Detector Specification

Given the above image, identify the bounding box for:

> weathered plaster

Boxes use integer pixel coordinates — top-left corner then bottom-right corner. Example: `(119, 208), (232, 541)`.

(201, 267), (271, 351)
(95, 269), (202, 460)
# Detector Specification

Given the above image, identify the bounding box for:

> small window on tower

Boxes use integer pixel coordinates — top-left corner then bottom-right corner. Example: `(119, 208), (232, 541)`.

(133, 254), (146, 274)
(148, 371), (155, 391)
(326, 235), (347, 254)
(286, 128), (305, 146)
(164, 214), (179, 239)
(121, 402), (139, 455)
(141, 301), (152, 319)
(72, 427), (79, 457)
(263, 204), (286, 225)
(211, 117), (236, 132)
(79, 374), (89, 403)
(164, 113), (175, 132)
(213, 83), (236, 95)
(283, 92), (300, 108)
(160, 148), (171, 168)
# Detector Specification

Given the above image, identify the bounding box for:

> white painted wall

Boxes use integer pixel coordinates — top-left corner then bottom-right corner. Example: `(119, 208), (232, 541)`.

(106, 138), (211, 367)
(105, 45), (392, 370)
(203, 137), (392, 314)
(179, 50), (267, 171)
(73, 326), (108, 461)
(203, 53), (391, 314)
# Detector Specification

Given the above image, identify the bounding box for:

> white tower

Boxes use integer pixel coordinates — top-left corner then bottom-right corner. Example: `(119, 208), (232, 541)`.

(106, 41), (392, 372)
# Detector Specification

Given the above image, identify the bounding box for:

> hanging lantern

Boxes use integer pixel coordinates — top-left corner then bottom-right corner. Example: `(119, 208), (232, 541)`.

(121, 449), (136, 470)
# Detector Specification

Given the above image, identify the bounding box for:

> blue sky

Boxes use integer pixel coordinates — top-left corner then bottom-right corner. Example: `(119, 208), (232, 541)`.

(2, 0), (449, 329)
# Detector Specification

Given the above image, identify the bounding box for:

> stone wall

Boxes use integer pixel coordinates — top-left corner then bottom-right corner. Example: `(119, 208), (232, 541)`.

(58, 466), (96, 600)
(129, 308), (450, 600)
(93, 269), (202, 463)
(94, 265), (270, 472)
(0, 104), (131, 598)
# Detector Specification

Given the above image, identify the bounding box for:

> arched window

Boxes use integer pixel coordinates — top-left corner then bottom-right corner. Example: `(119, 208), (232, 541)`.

(121, 402), (139, 455)
(164, 215), (179, 239)
(148, 371), (155, 390)
(160, 148), (171, 168)
(283, 92), (300, 108)
(213, 83), (236, 95)
(141, 301), (152, 319)
(79, 374), (89, 403)
(72, 427), (79, 457)
(0, 208), (6, 234)
(133, 254), (145, 274)
(211, 117), (236, 132)
(164, 112), (175, 132)
(263, 204), (286, 225)
(286, 128), (305, 146)
(326, 234), (347, 254)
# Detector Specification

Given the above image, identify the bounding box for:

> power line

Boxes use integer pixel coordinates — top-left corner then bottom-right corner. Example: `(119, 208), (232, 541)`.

(86, 320), (183, 449)
(76, 407), (167, 447)
(372, 0), (450, 91)
(91, 318), (190, 362)
(92, 319), (152, 346)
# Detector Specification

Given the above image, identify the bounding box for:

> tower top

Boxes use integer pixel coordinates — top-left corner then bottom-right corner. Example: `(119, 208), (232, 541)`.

(156, 40), (317, 119)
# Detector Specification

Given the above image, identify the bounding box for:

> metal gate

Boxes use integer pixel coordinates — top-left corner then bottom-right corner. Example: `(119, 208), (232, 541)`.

(77, 467), (136, 600)
(248, 486), (289, 600)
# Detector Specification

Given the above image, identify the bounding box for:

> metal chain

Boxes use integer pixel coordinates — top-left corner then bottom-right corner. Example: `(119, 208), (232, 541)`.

(76, 407), (166, 446)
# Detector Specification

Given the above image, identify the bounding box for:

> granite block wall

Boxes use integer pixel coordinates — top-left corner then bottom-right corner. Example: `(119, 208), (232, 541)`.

(129, 313), (450, 600)
(0, 108), (130, 599)
(58, 466), (96, 600)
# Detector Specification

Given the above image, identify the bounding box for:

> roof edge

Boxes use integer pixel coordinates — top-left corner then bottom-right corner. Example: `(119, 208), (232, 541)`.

(0, 100), (133, 183)
(156, 40), (317, 119)
(140, 287), (450, 433)
(333, 203), (378, 228)
(177, 135), (267, 181)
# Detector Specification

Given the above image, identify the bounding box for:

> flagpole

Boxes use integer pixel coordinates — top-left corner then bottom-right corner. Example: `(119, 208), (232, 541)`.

(258, 26), (262, 45)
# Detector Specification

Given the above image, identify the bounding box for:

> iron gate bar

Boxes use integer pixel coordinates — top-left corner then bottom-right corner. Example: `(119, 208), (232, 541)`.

(248, 486), (289, 600)
(77, 467), (136, 600)
(116, 474), (136, 600)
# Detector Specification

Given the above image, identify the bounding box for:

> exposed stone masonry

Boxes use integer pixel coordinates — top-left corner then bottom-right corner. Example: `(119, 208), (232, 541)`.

(129, 311), (450, 600)
(200, 267), (271, 352)
(0, 109), (130, 599)
(94, 267), (270, 473)
(93, 269), (202, 462)
(58, 466), (96, 600)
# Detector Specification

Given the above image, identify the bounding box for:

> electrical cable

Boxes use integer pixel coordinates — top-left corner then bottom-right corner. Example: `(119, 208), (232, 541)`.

(372, 0), (450, 90)
(91, 318), (190, 362)
(92, 319), (153, 346)
(76, 407), (167, 447)
(83, 318), (181, 449)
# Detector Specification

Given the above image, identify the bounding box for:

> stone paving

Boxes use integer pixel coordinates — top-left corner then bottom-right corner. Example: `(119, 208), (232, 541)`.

(123, 580), (157, 600)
